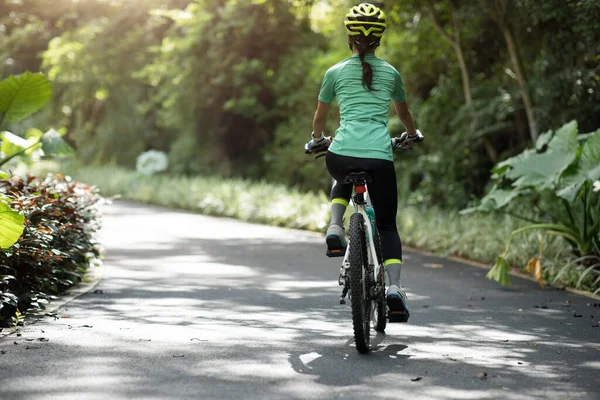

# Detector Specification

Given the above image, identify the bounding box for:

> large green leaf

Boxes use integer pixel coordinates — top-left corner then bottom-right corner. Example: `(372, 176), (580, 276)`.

(548, 120), (579, 153)
(0, 72), (52, 125)
(535, 129), (553, 151)
(580, 130), (600, 182)
(460, 187), (524, 214)
(508, 151), (576, 190)
(0, 201), (24, 249)
(1, 131), (32, 157)
(557, 130), (600, 201)
(41, 129), (75, 157)
(495, 121), (579, 191)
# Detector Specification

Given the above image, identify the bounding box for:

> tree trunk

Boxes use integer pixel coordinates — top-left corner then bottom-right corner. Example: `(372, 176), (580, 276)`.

(453, 42), (473, 106)
(427, 1), (473, 106)
(491, 0), (538, 143)
(501, 23), (538, 143)
(427, 1), (498, 163)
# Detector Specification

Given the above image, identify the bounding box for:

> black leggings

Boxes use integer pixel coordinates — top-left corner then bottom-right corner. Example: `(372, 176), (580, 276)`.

(325, 151), (402, 262)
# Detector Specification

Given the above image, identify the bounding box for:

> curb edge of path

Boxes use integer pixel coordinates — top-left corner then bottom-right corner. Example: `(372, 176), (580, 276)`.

(404, 245), (600, 300)
(0, 263), (104, 340)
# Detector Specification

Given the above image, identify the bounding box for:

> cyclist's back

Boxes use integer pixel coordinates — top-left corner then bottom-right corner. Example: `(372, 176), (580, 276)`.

(320, 54), (406, 161)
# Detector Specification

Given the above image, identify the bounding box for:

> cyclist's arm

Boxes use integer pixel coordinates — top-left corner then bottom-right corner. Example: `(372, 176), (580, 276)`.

(393, 101), (417, 135)
(312, 101), (330, 138)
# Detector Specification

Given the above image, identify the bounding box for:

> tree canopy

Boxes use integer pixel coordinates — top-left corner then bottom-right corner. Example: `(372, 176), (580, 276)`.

(1, 0), (598, 207)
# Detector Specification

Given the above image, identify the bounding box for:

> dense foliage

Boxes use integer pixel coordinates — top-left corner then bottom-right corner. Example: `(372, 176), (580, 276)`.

(2, 0), (597, 205)
(0, 175), (102, 325)
(1, 0), (598, 291)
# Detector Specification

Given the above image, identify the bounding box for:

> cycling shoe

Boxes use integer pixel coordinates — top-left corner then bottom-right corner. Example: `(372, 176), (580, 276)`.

(326, 224), (346, 258)
(387, 285), (410, 322)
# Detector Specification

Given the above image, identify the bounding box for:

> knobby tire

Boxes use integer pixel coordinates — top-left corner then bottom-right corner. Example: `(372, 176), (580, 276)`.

(349, 213), (371, 354)
(372, 227), (386, 333)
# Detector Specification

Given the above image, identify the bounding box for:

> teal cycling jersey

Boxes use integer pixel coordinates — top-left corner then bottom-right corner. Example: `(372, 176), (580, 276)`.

(318, 53), (406, 161)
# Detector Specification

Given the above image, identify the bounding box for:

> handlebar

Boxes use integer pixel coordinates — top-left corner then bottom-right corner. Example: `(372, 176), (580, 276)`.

(305, 136), (418, 157)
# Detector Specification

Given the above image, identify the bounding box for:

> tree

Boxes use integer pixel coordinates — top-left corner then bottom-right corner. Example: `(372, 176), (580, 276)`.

(484, 0), (538, 142)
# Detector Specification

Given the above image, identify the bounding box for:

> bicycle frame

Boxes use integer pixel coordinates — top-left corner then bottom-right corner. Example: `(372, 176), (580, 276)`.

(340, 184), (381, 300)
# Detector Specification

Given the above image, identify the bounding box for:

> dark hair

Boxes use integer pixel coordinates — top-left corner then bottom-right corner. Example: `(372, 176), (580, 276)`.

(350, 37), (379, 91)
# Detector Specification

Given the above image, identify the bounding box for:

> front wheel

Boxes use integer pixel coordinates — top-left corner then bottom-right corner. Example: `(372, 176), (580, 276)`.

(348, 213), (371, 354)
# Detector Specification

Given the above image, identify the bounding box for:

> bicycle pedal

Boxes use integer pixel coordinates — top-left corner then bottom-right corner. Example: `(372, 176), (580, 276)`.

(326, 248), (346, 258)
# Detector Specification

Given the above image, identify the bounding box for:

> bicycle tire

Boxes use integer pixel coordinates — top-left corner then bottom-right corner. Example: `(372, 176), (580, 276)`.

(348, 213), (371, 354)
(372, 227), (387, 333)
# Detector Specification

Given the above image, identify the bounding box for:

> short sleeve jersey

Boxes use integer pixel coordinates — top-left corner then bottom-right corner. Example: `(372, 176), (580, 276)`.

(318, 53), (406, 161)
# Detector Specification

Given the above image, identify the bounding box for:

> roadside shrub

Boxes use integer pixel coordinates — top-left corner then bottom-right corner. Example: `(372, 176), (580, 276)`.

(464, 121), (600, 289)
(0, 174), (103, 325)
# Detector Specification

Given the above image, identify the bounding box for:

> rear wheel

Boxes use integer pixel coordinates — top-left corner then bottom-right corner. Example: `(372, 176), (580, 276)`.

(349, 213), (371, 354)
(372, 228), (387, 333)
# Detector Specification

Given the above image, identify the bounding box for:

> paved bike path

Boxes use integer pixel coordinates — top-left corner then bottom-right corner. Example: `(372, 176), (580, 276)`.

(1, 201), (599, 400)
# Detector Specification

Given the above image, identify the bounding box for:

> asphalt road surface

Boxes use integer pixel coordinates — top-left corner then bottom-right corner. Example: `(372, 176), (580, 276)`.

(1, 201), (599, 400)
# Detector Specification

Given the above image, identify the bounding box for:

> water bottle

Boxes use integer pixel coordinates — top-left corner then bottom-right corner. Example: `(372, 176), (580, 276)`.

(366, 206), (376, 239)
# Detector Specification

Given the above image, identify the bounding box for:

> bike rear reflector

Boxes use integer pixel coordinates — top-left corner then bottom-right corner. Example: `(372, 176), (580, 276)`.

(355, 185), (367, 194)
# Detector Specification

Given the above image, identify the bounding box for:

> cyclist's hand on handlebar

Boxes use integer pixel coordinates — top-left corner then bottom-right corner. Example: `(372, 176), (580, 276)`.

(305, 132), (331, 154)
(400, 129), (425, 146)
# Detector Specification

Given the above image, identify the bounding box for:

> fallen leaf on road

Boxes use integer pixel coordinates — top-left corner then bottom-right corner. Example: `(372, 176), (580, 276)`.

(61, 316), (69, 318)
(423, 263), (444, 269)
(1, 350), (6, 354)
(37, 338), (49, 342)
(411, 377), (422, 382)
(93, 290), (104, 294)
(172, 355), (184, 358)
(526, 258), (544, 288)
(477, 372), (488, 380)
(191, 338), (209, 342)
(80, 325), (93, 328)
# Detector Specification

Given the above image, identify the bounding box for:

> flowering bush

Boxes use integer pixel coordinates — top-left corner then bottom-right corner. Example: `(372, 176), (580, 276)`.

(136, 150), (169, 176)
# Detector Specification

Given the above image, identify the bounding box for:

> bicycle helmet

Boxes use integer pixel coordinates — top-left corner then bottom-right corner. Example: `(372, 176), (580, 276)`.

(344, 3), (387, 42)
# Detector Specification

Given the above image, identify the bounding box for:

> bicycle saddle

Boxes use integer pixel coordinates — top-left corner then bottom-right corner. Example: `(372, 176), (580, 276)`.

(344, 172), (372, 185)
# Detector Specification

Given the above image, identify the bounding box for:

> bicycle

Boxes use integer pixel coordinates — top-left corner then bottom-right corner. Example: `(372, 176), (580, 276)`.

(305, 135), (418, 354)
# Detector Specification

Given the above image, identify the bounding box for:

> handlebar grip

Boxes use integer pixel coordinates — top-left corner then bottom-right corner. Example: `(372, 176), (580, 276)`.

(305, 142), (329, 154)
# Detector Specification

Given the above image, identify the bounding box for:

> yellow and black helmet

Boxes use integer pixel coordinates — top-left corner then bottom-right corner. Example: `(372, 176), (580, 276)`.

(344, 3), (387, 38)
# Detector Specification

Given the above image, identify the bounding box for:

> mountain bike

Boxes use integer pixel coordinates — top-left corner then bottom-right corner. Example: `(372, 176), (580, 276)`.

(305, 136), (416, 354)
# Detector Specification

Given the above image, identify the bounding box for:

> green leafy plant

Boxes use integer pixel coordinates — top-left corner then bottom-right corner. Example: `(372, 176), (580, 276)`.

(0, 174), (103, 324)
(463, 121), (600, 287)
(0, 72), (74, 250)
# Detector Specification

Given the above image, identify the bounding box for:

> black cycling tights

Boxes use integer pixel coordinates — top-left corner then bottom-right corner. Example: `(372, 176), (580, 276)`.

(325, 151), (402, 262)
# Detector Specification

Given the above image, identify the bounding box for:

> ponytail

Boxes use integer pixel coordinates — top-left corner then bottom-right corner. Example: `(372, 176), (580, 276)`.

(354, 40), (377, 91)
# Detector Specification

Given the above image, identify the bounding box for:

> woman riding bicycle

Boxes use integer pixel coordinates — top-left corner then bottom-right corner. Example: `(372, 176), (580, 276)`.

(306, 3), (423, 322)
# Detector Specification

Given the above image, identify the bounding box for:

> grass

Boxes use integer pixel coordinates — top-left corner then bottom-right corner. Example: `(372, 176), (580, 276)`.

(36, 163), (596, 294)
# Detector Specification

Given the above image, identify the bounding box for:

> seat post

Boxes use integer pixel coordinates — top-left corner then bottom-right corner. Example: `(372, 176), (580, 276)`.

(353, 181), (367, 205)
